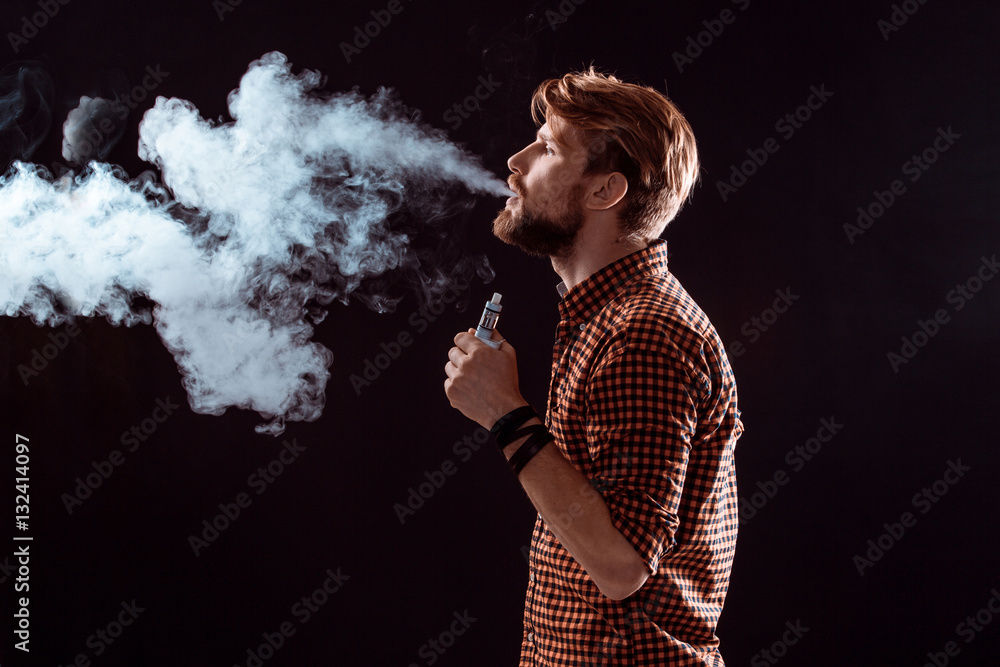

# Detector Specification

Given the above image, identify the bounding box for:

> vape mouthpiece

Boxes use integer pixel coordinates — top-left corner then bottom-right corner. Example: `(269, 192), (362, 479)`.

(475, 293), (503, 349)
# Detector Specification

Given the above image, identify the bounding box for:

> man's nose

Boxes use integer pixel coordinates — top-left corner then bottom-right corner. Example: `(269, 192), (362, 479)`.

(507, 145), (529, 174)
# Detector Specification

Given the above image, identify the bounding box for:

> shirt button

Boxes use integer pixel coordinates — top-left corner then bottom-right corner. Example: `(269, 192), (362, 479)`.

(578, 323), (585, 331)
(530, 572), (536, 582)
(527, 632), (534, 643)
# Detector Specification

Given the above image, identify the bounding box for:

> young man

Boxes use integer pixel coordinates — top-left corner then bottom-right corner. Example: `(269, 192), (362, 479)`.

(444, 69), (743, 666)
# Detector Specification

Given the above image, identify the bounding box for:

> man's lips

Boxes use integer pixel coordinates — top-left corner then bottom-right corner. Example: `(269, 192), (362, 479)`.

(506, 182), (522, 201)
(505, 177), (524, 207)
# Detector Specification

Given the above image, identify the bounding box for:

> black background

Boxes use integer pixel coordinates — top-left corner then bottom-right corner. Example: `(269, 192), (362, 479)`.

(1, 1), (999, 665)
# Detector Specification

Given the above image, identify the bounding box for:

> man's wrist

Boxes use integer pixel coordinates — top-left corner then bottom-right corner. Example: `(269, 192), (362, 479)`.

(501, 417), (543, 460)
(490, 404), (536, 438)
(487, 400), (532, 430)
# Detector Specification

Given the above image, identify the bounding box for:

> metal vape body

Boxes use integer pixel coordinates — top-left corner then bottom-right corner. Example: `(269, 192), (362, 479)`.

(475, 293), (503, 349)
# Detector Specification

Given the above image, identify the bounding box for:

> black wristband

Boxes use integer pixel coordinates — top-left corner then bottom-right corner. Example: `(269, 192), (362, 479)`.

(507, 423), (545, 446)
(501, 423), (547, 452)
(491, 406), (539, 448)
(508, 428), (555, 476)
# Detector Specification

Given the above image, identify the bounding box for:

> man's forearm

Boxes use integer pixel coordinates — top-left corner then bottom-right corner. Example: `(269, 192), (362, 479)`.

(503, 418), (650, 601)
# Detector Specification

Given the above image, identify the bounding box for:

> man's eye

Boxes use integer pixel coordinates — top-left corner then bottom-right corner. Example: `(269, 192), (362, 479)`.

(545, 145), (555, 156)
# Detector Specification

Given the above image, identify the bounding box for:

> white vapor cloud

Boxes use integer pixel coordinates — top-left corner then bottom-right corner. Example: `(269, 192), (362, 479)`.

(1, 52), (509, 434)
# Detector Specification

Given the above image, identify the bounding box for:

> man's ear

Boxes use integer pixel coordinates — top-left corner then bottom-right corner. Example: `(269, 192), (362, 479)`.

(586, 172), (628, 211)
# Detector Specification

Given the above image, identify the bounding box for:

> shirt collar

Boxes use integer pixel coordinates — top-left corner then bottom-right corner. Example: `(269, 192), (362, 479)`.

(556, 239), (669, 324)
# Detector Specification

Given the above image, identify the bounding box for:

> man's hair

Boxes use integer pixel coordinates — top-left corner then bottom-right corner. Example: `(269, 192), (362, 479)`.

(530, 68), (700, 242)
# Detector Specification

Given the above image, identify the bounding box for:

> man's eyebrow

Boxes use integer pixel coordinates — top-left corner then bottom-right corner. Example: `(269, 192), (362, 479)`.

(536, 129), (554, 143)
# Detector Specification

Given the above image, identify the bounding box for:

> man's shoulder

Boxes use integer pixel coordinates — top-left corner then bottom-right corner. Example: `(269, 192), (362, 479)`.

(606, 270), (713, 342)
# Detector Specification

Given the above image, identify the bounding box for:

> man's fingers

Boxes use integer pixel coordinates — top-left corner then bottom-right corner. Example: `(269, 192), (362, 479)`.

(456, 329), (511, 353)
(454, 330), (478, 352)
(493, 328), (512, 349)
(492, 328), (517, 356)
(447, 346), (465, 368)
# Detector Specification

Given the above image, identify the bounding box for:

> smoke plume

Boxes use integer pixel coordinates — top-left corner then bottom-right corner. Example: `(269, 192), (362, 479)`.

(0, 52), (510, 434)
(62, 95), (128, 164)
(0, 62), (54, 164)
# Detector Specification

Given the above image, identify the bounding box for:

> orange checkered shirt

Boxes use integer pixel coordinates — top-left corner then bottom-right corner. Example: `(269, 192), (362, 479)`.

(519, 239), (743, 666)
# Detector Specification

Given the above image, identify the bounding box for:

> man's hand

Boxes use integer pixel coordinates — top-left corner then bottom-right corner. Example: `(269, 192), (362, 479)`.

(444, 329), (528, 429)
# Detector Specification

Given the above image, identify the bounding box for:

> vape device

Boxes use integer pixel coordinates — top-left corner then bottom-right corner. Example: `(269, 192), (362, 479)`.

(475, 293), (503, 349)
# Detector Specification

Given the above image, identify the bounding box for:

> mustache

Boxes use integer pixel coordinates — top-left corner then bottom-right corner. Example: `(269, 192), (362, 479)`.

(507, 174), (525, 196)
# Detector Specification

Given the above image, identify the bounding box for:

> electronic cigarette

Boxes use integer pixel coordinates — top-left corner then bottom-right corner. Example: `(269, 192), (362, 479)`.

(475, 293), (503, 349)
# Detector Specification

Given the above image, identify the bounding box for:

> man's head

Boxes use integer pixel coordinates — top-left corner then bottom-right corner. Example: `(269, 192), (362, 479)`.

(493, 68), (699, 256)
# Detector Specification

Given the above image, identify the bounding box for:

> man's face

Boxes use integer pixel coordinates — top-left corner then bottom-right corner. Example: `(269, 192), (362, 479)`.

(492, 117), (590, 258)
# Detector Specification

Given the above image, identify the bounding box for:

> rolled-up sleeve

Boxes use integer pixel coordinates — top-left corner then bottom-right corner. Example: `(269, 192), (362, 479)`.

(584, 324), (708, 576)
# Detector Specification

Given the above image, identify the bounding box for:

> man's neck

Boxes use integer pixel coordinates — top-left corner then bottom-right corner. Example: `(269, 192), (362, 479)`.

(551, 235), (647, 291)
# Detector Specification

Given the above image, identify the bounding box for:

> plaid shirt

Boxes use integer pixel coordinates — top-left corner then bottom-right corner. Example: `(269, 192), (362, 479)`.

(519, 239), (743, 666)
